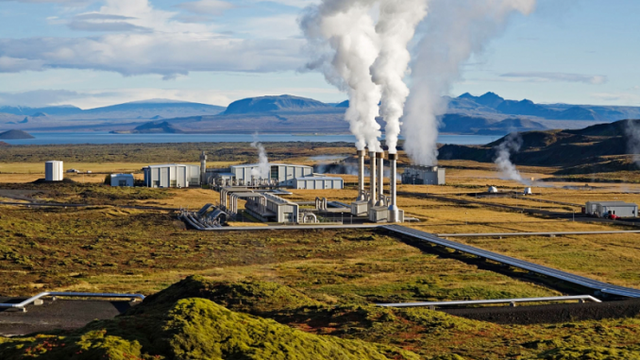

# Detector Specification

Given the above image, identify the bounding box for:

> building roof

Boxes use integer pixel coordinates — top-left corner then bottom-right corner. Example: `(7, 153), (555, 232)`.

(587, 201), (637, 207)
(231, 163), (312, 169)
(294, 176), (344, 181)
(146, 164), (190, 168)
(111, 173), (134, 177)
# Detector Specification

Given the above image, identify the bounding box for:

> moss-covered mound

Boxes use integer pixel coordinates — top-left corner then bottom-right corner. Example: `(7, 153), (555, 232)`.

(0, 277), (419, 360)
(136, 275), (319, 315)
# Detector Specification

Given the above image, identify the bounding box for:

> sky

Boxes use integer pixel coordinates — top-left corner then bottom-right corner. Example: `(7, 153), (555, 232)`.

(0, 0), (639, 109)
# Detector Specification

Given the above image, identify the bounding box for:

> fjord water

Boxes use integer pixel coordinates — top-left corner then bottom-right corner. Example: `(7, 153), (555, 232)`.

(3, 132), (499, 146)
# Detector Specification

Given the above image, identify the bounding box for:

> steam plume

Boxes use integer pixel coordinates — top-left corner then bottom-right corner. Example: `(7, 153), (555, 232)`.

(403, 0), (537, 165)
(625, 120), (640, 167)
(370, 0), (428, 154)
(494, 132), (525, 183)
(300, 0), (382, 151)
(251, 135), (270, 180)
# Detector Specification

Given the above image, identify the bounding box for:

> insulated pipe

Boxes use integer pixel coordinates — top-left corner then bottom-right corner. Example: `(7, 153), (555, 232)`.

(388, 153), (399, 223)
(369, 151), (377, 207)
(376, 152), (385, 206)
(357, 150), (366, 201)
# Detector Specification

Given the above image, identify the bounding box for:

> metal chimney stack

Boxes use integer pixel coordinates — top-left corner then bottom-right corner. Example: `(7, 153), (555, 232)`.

(376, 152), (385, 206)
(357, 150), (366, 201)
(369, 150), (377, 207)
(388, 153), (399, 222)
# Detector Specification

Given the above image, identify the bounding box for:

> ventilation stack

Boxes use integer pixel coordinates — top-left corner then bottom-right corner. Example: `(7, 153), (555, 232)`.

(200, 151), (207, 185)
(388, 153), (400, 223)
(357, 150), (366, 201)
(369, 150), (377, 207)
(376, 152), (385, 206)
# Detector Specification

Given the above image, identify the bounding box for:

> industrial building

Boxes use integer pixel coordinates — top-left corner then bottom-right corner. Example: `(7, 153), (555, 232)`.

(402, 166), (446, 185)
(207, 164), (313, 187)
(585, 201), (638, 218)
(143, 164), (200, 188)
(220, 188), (299, 223)
(45, 161), (64, 182)
(110, 174), (135, 187)
(293, 176), (344, 190)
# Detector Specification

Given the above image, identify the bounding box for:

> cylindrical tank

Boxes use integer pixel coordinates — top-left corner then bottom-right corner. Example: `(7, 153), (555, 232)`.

(524, 187), (533, 195)
(488, 186), (498, 193)
(45, 161), (64, 182)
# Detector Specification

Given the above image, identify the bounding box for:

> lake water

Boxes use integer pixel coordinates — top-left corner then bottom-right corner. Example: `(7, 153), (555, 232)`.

(3, 132), (500, 146)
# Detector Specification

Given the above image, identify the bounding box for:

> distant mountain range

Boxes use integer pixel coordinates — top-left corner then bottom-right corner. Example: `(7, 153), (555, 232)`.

(439, 119), (640, 174)
(1, 93), (639, 135)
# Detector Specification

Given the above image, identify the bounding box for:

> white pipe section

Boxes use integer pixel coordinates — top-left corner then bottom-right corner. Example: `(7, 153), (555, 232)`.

(377, 295), (602, 308)
(357, 150), (366, 201)
(377, 152), (384, 206)
(0, 292), (145, 312)
(369, 151), (377, 207)
(388, 153), (399, 222)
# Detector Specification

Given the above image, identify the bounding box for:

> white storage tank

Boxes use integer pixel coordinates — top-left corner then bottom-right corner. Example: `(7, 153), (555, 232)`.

(524, 187), (533, 195)
(488, 186), (498, 193)
(45, 161), (64, 182)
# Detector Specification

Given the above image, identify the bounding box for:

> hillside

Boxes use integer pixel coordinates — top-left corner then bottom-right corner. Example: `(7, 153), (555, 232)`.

(439, 119), (640, 174)
(224, 94), (331, 115)
(132, 120), (183, 134)
(0, 129), (34, 139)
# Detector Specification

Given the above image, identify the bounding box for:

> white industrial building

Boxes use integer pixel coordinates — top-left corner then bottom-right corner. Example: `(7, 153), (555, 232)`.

(45, 161), (64, 182)
(143, 164), (200, 188)
(585, 201), (638, 218)
(402, 166), (446, 185)
(111, 173), (135, 187)
(208, 164), (313, 187)
(293, 176), (344, 190)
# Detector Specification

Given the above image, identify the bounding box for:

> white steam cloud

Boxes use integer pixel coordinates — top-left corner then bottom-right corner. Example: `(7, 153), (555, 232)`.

(494, 132), (525, 183)
(251, 135), (270, 180)
(403, 0), (537, 165)
(301, 0), (382, 152)
(625, 120), (640, 167)
(370, 0), (428, 154)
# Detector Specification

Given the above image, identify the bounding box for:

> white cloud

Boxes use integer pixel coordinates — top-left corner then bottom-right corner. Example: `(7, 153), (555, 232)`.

(177, 0), (234, 16)
(0, 0), (306, 77)
(500, 72), (608, 85)
(591, 92), (640, 105)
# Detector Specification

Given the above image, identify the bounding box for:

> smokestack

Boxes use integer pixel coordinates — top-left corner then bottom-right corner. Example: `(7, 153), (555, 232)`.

(369, 150), (377, 207)
(388, 153), (399, 222)
(376, 151), (384, 206)
(357, 150), (366, 201)
(200, 151), (207, 185)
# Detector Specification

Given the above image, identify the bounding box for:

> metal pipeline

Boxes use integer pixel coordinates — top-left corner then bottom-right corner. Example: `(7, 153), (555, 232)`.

(388, 153), (399, 222)
(369, 151), (377, 207)
(0, 292), (145, 312)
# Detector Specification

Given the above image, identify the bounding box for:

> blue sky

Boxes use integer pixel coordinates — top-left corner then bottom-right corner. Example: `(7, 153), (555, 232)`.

(0, 0), (638, 109)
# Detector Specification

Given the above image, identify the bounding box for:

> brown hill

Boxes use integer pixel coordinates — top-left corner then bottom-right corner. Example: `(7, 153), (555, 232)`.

(439, 119), (640, 174)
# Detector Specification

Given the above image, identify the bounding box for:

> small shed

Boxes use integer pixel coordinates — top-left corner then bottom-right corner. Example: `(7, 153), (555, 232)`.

(111, 173), (135, 187)
(585, 201), (638, 218)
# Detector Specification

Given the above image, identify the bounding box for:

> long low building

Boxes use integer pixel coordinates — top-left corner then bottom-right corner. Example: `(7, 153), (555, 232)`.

(207, 164), (313, 187)
(293, 176), (344, 190)
(144, 164), (200, 188)
(585, 201), (638, 218)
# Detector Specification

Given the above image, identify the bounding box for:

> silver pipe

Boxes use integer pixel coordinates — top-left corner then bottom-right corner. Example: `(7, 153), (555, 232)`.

(377, 295), (602, 308)
(0, 292), (146, 312)
(369, 151), (377, 207)
(357, 150), (366, 201)
(388, 153), (399, 222)
(376, 152), (384, 206)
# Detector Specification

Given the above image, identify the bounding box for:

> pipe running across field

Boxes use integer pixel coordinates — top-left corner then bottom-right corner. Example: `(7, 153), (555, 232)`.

(377, 295), (602, 308)
(0, 292), (146, 312)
